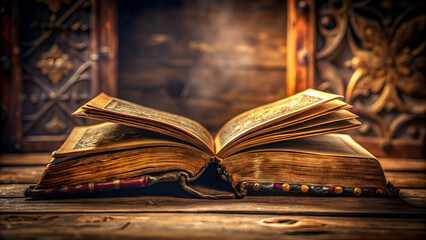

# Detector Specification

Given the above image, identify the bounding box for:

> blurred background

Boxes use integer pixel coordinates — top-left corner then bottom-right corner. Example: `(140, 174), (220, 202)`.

(1, 0), (425, 158)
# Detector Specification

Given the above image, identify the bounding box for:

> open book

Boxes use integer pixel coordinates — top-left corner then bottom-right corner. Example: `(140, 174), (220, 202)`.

(25, 89), (398, 198)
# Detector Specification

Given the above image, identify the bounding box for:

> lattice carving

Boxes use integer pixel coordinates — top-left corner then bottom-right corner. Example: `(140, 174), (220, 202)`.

(17, 0), (93, 137)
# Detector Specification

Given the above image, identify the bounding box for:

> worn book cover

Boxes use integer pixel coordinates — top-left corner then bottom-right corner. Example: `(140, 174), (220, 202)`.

(26, 89), (399, 198)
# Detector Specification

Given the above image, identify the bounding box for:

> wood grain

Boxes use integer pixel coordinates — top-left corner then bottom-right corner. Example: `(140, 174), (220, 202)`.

(400, 189), (426, 208)
(0, 166), (45, 184)
(0, 153), (51, 166)
(117, 0), (288, 133)
(385, 172), (426, 188)
(379, 158), (426, 171)
(1, 213), (425, 240)
(0, 153), (425, 239)
(1, 194), (424, 218)
(3, 183), (424, 208)
(0, 184), (27, 198)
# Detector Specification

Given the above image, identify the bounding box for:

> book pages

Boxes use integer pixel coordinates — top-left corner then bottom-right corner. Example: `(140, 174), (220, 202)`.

(215, 89), (342, 155)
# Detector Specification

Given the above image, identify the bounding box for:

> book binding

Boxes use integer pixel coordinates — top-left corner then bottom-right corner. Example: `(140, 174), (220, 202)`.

(25, 174), (399, 198)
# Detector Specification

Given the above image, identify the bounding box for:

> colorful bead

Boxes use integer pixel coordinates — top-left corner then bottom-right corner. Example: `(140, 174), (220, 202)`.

(353, 187), (362, 196)
(334, 186), (343, 194)
(113, 179), (120, 189)
(88, 182), (95, 192)
(252, 183), (261, 191)
(300, 185), (309, 193)
(282, 183), (290, 192)
(273, 183), (281, 190)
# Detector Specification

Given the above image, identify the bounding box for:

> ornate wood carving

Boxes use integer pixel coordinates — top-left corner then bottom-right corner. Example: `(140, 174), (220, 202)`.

(315, 0), (426, 157)
(2, 0), (103, 152)
(36, 43), (75, 85)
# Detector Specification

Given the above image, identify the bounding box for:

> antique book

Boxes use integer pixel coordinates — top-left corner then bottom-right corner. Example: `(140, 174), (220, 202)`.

(26, 89), (398, 198)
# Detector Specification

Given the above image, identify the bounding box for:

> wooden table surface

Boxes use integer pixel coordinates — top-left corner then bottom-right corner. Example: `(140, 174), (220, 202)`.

(0, 153), (425, 239)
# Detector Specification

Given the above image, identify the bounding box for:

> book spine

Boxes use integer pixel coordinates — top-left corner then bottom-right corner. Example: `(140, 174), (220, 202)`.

(25, 175), (155, 198)
(236, 181), (399, 197)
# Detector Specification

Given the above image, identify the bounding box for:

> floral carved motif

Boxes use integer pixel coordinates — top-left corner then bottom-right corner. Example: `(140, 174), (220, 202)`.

(346, 7), (426, 115)
(316, 1), (426, 156)
(36, 44), (74, 85)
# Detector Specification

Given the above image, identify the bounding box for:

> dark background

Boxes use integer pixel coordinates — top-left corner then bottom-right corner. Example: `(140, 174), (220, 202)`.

(1, 0), (425, 157)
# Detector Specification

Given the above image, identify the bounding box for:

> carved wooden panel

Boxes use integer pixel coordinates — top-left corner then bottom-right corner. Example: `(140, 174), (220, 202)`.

(117, 0), (287, 132)
(1, 0), (117, 152)
(315, 0), (425, 157)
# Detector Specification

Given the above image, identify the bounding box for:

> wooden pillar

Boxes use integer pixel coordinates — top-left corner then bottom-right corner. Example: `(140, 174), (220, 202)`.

(96, 0), (118, 96)
(286, 0), (315, 96)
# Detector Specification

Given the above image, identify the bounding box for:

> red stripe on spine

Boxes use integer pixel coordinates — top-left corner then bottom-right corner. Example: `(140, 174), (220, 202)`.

(95, 180), (116, 191)
(26, 176), (154, 197)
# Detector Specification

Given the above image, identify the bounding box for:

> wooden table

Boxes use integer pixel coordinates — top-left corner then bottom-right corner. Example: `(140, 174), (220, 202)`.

(1, 153), (425, 239)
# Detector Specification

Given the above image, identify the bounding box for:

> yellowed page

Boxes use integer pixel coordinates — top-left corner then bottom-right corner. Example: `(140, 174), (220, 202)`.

(221, 119), (361, 157)
(236, 133), (376, 159)
(218, 100), (351, 152)
(72, 110), (206, 151)
(259, 110), (358, 136)
(73, 93), (214, 155)
(215, 89), (343, 155)
(55, 123), (204, 158)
